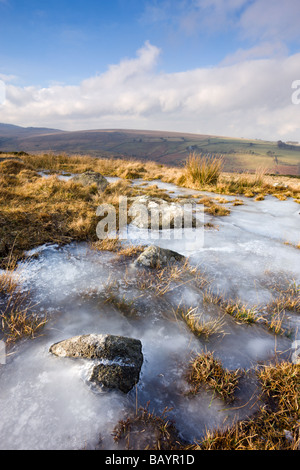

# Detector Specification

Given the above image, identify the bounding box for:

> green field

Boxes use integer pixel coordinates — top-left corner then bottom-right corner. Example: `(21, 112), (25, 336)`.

(96, 133), (300, 175)
(0, 125), (299, 175)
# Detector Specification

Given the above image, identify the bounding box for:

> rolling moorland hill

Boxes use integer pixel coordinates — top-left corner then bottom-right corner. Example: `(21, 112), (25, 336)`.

(0, 123), (299, 175)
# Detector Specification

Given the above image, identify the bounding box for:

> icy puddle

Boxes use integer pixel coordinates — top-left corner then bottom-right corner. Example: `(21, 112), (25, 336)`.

(0, 184), (299, 450)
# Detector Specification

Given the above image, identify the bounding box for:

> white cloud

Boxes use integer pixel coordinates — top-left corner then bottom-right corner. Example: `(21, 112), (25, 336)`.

(189, 0), (248, 30)
(0, 73), (17, 82)
(239, 0), (300, 42)
(1, 42), (300, 141)
(221, 41), (288, 65)
(142, 1), (300, 50)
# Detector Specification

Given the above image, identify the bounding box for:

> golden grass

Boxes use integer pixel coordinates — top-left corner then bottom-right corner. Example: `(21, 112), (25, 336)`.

(189, 361), (300, 450)
(0, 262), (19, 295)
(202, 282), (299, 336)
(91, 238), (122, 252)
(1, 153), (299, 270)
(113, 405), (183, 450)
(202, 290), (260, 325)
(232, 199), (244, 206)
(186, 352), (241, 403)
(1, 296), (47, 344)
(138, 261), (206, 297)
(0, 159), (34, 175)
(0, 262), (47, 344)
(223, 300), (259, 324)
(91, 237), (145, 259)
(0, 164), (144, 267)
(174, 306), (225, 340)
(267, 282), (300, 314)
(21, 152), (175, 181)
(267, 310), (286, 336)
(195, 196), (231, 216)
(185, 153), (223, 186)
(117, 244), (145, 258)
(12, 151), (300, 200)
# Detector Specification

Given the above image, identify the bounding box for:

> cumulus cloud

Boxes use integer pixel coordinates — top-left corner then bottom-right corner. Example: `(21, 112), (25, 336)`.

(142, 1), (300, 51)
(1, 41), (300, 140)
(239, 0), (300, 43)
(0, 73), (17, 82)
(221, 41), (288, 65)
(182, 0), (248, 32)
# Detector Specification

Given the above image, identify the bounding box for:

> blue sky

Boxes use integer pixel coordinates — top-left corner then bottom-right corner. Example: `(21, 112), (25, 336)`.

(0, 0), (300, 140)
(0, 0), (252, 86)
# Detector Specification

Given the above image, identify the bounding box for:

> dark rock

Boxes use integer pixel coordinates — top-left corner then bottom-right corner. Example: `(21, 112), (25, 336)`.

(49, 334), (143, 393)
(89, 362), (141, 394)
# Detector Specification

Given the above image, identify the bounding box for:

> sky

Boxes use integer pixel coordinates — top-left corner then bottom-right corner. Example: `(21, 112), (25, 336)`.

(0, 0), (300, 140)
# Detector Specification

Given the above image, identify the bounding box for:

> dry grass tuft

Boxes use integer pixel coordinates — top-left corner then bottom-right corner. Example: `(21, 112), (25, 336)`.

(186, 352), (241, 403)
(266, 281), (300, 314)
(174, 306), (225, 340)
(1, 296), (47, 344)
(0, 271), (47, 344)
(0, 159), (34, 175)
(0, 256), (48, 344)
(91, 238), (122, 253)
(112, 405), (183, 450)
(189, 361), (300, 450)
(223, 300), (259, 324)
(0, 260), (19, 295)
(185, 152), (223, 186)
(197, 196), (231, 216)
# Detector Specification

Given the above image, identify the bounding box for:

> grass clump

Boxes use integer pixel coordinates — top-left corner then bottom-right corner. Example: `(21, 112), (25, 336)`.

(270, 282), (300, 313)
(134, 261), (206, 297)
(1, 295), (47, 344)
(223, 300), (259, 324)
(190, 361), (300, 450)
(262, 282), (300, 335)
(185, 152), (223, 186)
(197, 196), (231, 217)
(0, 159), (34, 175)
(175, 306), (225, 340)
(0, 262), (47, 344)
(112, 405), (183, 450)
(186, 352), (241, 403)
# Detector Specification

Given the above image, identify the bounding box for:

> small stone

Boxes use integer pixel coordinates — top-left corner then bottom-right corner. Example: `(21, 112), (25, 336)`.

(72, 171), (108, 191)
(135, 245), (185, 268)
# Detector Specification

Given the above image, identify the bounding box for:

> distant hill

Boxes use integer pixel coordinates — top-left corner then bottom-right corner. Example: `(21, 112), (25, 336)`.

(0, 123), (299, 175)
(0, 123), (63, 137)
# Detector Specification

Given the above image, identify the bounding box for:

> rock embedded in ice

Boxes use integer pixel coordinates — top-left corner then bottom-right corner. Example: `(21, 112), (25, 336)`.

(49, 334), (143, 393)
(129, 195), (198, 230)
(89, 362), (141, 394)
(135, 245), (185, 268)
(72, 171), (108, 191)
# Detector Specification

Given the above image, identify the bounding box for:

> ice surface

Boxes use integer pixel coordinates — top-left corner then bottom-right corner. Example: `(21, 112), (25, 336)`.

(0, 181), (299, 449)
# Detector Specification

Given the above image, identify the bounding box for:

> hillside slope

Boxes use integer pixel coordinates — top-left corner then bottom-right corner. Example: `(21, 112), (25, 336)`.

(0, 124), (299, 174)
